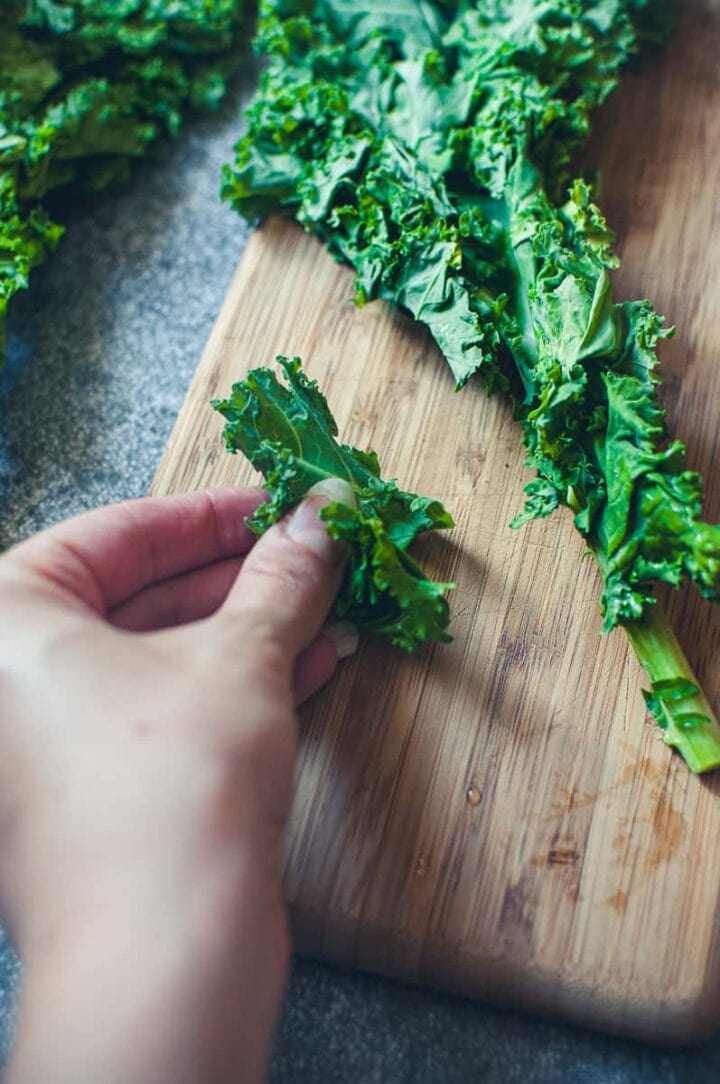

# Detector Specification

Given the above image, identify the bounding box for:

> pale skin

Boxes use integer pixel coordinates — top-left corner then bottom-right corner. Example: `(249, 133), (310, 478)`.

(0, 478), (358, 1084)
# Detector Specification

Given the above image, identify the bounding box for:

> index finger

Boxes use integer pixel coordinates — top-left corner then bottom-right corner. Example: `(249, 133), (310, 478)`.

(9, 487), (266, 614)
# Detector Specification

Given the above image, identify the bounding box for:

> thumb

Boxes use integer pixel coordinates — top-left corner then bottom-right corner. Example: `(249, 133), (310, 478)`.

(215, 477), (356, 662)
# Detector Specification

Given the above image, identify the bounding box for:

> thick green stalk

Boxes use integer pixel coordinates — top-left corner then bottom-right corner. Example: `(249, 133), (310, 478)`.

(624, 608), (720, 773)
(585, 515), (720, 770)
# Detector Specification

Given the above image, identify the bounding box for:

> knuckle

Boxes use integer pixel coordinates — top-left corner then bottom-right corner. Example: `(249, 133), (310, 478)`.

(212, 605), (292, 682)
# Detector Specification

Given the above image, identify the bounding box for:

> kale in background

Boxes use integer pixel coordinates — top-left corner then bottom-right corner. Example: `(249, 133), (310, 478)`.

(0, 0), (249, 352)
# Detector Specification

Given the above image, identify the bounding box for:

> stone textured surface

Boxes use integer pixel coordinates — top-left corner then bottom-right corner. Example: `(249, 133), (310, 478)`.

(1, 73), (719, 1084)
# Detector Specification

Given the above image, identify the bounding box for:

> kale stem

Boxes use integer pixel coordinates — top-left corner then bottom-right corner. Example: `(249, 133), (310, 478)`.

(624, 608), (720, 773)
(581, 498), (720, 772)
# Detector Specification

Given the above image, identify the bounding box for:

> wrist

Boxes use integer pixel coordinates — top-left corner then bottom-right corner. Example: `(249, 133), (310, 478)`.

(10, 861), (289, 1084)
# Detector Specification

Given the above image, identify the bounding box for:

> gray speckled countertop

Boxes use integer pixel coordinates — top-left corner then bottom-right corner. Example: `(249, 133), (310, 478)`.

(2, 74), (720, 1083)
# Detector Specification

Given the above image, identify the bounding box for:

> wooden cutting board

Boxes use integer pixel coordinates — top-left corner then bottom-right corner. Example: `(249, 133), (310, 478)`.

(152, 2), (720, 1043)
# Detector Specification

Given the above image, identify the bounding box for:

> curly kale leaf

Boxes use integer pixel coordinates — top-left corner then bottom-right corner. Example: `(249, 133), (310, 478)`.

(223, 0), (653, 372)
(213, 356), (455, 651)
(507, 167), (720, 629)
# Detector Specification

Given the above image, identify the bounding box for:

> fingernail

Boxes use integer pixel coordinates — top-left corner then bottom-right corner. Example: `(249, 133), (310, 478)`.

(322, 620), (359, 660)
(306, 478), (358, 508)
(286, 477), (356, 560)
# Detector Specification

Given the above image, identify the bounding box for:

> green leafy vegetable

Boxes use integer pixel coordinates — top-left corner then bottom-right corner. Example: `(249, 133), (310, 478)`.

(213, 355), (455, 651)
(223, 0), (720, 771)
(1, 0), (248, 352)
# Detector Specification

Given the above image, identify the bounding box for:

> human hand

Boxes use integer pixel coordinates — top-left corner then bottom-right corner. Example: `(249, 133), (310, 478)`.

(0, 481), (357, 1084)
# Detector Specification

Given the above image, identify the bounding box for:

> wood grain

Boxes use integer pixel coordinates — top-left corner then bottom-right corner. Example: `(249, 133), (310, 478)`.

(152, 1), (720, 1042)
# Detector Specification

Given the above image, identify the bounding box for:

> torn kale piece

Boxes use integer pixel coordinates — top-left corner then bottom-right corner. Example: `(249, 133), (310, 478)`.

(213, 356), (455, 651)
